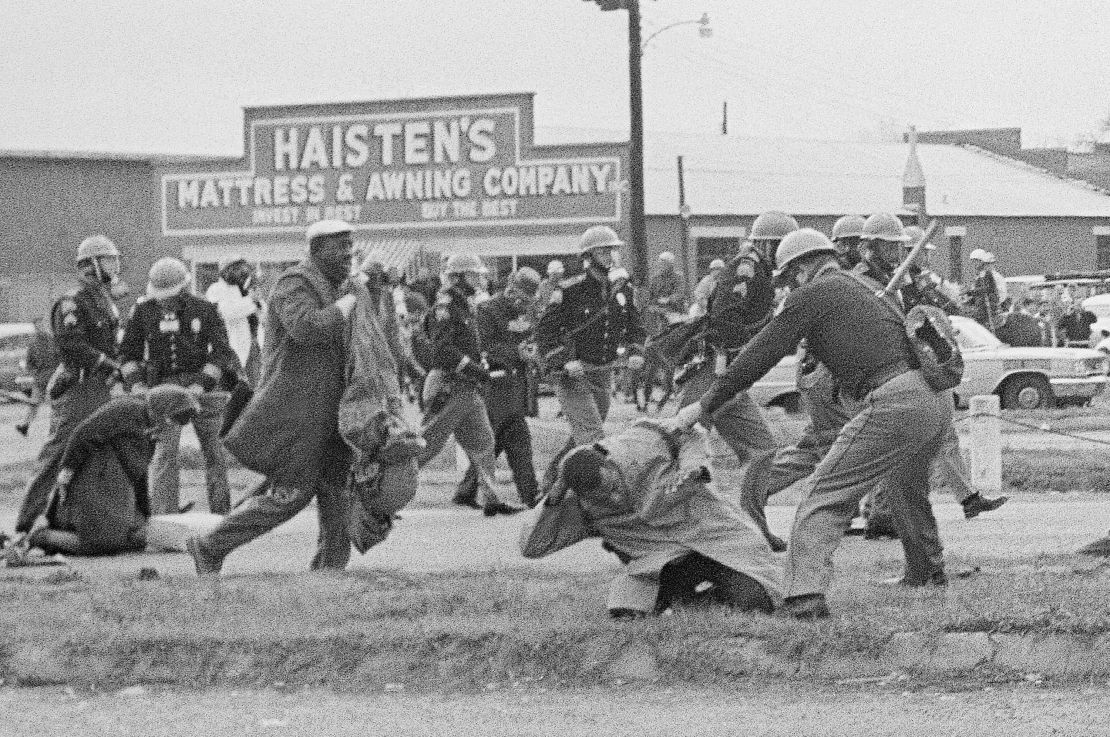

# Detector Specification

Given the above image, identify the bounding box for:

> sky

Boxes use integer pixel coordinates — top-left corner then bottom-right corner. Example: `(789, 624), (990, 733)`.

(1, 0), (1108, 157)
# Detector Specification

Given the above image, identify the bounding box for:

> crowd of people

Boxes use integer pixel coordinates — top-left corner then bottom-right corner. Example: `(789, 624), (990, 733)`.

(4, 212), (1044, 621)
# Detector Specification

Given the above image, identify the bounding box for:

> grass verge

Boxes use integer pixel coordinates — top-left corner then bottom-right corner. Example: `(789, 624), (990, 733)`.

(3, 554), (1109, 690)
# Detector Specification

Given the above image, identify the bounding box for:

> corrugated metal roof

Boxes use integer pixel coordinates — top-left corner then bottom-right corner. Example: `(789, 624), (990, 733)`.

(643, 133), (1110, 218)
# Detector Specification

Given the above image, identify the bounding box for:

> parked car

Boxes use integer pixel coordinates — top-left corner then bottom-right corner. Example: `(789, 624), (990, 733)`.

(952, 315), (1107, 408)
(0, 322), (38, 400)
(749, 315), (1109, 412)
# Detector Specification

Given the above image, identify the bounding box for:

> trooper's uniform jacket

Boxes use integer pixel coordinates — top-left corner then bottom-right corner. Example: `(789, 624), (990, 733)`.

(52, 280), (121, 376)
(476, 291), (537, 422)
(119, 292), (239, 390)
(425, 285), (484, 380)
(705, 245), (775, 354)
(536, 272), (645, 370)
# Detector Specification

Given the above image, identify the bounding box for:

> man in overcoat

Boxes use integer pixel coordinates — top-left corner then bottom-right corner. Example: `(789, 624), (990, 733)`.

(186, 220), (364, 574)
(520, 420), (782, 618)
(26, 384), (200, 556)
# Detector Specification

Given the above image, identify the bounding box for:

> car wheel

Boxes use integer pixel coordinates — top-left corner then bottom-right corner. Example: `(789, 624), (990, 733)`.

(1001, 375), (1054, 410)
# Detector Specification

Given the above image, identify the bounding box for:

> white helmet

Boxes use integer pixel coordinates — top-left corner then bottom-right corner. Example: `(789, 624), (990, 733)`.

(546, 260), (565, 277)
(709, 258), (726, 271)
(969, 248), (990, 263)
(577, 225), (624, 253)
(147, 257), (191, 299)
(443, 253), (489, 275)
(775, 228), (837, 272)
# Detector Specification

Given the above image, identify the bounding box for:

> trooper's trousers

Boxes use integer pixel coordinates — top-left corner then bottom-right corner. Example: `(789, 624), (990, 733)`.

(542, 366), (613, 490)
(456, 413), (539, 507)
(784, 371), (950, 597)
(419, 380), (501, 508)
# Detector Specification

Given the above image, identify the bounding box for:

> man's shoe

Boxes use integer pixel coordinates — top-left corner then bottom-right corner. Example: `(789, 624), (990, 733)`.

(483, 501), (524, 517)
(883, 569), (948, 587)
(781, 594), (830, 620)
(178, 501), (195, 514)
(962, 493), (1009, 519)
(451, 492), (481, 510)
(185, 535), (223, 575)
(15, 423), (29, 437)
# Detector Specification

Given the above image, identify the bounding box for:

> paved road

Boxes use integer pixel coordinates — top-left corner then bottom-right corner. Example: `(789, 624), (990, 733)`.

(2, 493), (1105, 581)
(6, 683), (1110, 737)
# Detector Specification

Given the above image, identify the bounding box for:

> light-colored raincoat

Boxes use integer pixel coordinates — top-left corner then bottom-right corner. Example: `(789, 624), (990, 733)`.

(338, 287), (419, 553)
(520, 420), (784, 612)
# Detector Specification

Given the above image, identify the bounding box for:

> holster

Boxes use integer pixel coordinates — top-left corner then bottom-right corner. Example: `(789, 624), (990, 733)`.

(422, 369), (453, 415)
(47, 365), (76, 401)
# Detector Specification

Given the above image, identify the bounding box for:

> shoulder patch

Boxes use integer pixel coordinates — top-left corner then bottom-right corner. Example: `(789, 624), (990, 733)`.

(559, 274), (586, 289)
(735, 260), (756, 280)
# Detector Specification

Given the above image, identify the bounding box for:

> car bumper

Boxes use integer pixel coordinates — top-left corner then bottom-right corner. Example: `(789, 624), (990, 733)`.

(1049, 375), (1109, 399)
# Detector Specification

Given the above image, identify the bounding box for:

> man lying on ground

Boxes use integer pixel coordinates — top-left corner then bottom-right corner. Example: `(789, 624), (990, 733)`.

(520, 419), (783, 618)
(21, 385), (200, 556)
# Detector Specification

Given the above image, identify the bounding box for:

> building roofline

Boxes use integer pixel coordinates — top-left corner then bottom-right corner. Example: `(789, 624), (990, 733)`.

(961, 144), (1110, 198)
(0, 148), (222, 164)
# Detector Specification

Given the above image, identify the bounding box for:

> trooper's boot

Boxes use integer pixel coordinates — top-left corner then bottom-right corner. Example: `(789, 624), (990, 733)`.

(883, 568), (948, 587)
(962, 492), (1009, 519)
(780, 593), (831, 620)
(451, 490), (481, 510)
(482, 500), (524, 517)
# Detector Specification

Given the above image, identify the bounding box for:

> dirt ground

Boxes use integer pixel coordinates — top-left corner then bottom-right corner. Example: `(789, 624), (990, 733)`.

(6, 683), (1110, 737)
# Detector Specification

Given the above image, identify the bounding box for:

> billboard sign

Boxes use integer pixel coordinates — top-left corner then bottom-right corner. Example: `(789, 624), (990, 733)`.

(161, 96), (623, 237)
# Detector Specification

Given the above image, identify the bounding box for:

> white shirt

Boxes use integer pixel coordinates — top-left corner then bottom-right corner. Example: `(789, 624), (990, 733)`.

(205, 279), (261, 367)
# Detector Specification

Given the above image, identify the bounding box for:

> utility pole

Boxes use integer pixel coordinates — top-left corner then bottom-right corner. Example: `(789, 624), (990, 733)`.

(627, 0), (648, 284)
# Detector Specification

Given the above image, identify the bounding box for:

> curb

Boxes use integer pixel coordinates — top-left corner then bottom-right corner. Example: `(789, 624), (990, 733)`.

(5, 630), (1110, 690)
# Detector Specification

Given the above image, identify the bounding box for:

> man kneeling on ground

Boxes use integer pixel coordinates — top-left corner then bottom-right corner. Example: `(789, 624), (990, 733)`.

(24, 385), (200, 556)
(519, 419), (783, 618)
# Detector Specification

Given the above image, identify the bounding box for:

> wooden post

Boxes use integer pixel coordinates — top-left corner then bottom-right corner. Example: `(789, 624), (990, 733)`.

(968, 394), (1002, 494)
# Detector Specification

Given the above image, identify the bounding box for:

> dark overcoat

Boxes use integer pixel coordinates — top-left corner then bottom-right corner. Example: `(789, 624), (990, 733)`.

(224, 260), (354, 489)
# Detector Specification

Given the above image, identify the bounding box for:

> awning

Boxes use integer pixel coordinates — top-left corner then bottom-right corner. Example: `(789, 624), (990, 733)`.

(180, 233), (578, 268)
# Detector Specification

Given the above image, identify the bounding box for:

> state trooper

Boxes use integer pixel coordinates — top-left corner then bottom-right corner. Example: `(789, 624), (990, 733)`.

(830, 214), (865, 269)
(676, 211), (797, 551)
(119, 257), (240, 515)
(13, 235), (127, 537)
(417, 253), (521, 517)
(535, 225), (646, 489)
(670, 227), (954, 619)
(455, 267), (543, 509)
(857, 215), (1007, 531)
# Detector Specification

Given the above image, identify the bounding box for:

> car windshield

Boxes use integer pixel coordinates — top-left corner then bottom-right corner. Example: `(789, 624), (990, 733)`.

(951, 316), (1003, 351)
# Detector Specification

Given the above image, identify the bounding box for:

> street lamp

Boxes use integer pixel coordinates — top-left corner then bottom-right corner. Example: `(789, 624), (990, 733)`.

(641, 12), (712, 52)
(582, 1), (710, 285)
